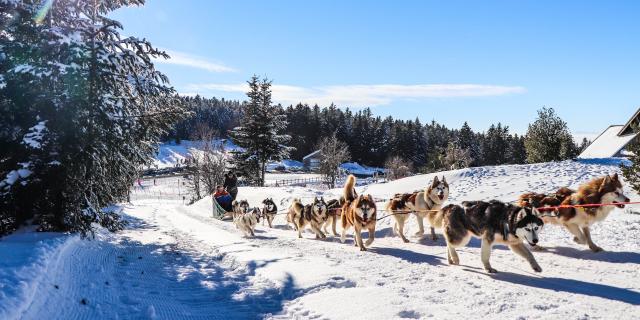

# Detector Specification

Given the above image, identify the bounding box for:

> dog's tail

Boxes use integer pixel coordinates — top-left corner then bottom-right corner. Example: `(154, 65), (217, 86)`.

(343, 175), (357, 203)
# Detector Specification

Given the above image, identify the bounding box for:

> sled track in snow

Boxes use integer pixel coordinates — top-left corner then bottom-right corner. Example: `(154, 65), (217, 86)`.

(19, 207), (296, 319)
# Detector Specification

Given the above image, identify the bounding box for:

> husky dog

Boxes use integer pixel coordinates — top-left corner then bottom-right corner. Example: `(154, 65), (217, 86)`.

(234, 207), (260, 237)
(261, 198), (278, 228)
(293, 197), (329, 239)
(442, 200), (544, 273)
(287, 199), (304, 231)
(323, 198), (342, 236)
(340, 176), (377, 251)
(400, 176), (450, 240)
(540, 173), (629, 252)
(386, 193), (415, 243)
(232, 200), (250, 217)
(341, 194), (378, 251)
(518, 187), (575, 211)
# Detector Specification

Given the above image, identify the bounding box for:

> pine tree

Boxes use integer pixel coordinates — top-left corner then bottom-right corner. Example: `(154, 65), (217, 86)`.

(507, 134), (527, 164)
(621, 139), (640, 192)
(0, 0), (185, 236)
(456, 122), (482, 165)
(483, 123), (510, 165)
(524, 107), (577, 163)
(229, 76), (292, 186)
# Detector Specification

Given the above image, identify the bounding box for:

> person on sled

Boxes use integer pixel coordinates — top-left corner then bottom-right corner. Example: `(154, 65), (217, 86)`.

(214, 185), (233, 212)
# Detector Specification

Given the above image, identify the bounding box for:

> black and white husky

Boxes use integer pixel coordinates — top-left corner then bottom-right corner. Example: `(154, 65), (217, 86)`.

(234, 207), (260, 237)
(442, 200), (544, 273)
(261, 198), (278, 228)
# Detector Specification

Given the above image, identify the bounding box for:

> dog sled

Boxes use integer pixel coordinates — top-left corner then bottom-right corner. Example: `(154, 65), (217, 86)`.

(212, 196), (233, 220)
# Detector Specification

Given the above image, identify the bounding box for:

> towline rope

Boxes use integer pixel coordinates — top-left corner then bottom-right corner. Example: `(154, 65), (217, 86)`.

(534, 201), (640, 211)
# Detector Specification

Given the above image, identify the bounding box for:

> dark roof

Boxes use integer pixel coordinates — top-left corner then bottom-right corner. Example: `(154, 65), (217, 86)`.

(618, 107), (640, 136)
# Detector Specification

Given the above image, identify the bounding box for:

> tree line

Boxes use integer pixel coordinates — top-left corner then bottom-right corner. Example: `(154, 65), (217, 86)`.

(169, 86), (589, 176)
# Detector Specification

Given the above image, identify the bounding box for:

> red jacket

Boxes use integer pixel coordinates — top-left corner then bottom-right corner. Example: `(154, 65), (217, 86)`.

(214, 190), (229, 198)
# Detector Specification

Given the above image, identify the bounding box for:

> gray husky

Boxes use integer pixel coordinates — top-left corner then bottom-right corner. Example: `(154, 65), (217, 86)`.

(442, 200), (544, 273)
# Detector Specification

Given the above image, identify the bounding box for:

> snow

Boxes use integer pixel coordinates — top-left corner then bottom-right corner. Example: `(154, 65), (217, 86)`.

(153, 139), (241, 169)
(0, 163), (32, 191)
(266, 159), (304, 172)
(340, 162), (384, 177)
(1, 159), (639, 319)
(22, 121), (47, 149)
(578, 125), (637, 158)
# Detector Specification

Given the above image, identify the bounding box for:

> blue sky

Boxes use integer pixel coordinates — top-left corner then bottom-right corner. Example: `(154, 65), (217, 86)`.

(111, 0), (640, 138)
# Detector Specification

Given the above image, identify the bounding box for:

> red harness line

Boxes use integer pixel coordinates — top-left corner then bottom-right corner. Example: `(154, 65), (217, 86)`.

(535, 201), (640, 211)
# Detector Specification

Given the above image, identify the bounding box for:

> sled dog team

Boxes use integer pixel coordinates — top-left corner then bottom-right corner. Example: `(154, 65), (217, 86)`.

(232, 172), (630, 273)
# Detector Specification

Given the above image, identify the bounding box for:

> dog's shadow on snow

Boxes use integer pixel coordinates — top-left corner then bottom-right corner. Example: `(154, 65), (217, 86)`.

(545, 246), (640, 264)
(466, 269), (640, 306)
(369, 247), (445, 265)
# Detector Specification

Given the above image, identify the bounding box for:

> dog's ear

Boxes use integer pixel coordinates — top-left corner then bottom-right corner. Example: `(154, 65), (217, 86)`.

(599, 175), (612, 192)
(612, 173), (619, 181)
(517, 208), (527, 221)
(442, 176), (447, 183)
(531, 207), (540, 216)
(432, 176), (440, 185)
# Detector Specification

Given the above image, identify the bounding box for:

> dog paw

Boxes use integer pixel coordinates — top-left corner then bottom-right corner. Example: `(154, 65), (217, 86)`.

(485, 267), (498, 273)
(414, 231), (424, 237)
(402, 238), (410, 243)
(531, 246), (547, 252)
(431, 235), (438, 241)
(448, 258), (459, 265)
(360, 247), (367, 252)
(532, 265), (542, 273)
(589, 245), (604, 252)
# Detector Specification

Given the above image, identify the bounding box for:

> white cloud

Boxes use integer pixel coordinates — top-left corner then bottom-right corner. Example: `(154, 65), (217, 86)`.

(184, 83), (525, 107)
(153, 49), (235, 73)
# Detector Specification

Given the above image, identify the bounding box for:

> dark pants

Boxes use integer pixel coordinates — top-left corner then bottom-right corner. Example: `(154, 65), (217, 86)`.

(228, 187), (238, 201)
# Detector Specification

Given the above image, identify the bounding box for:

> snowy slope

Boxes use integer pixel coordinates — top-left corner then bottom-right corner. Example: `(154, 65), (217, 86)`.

(153, 139), (242, 169)
(2, 159), (639, 319)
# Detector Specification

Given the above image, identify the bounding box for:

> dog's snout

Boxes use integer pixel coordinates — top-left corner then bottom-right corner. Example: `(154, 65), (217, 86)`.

(532, 238), (539, 244)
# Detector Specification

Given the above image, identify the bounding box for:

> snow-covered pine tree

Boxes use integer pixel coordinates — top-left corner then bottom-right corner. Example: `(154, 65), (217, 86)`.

(0, 0), (185, 236)
(230, 76), (292, 186)
(524, 107), (577, 163)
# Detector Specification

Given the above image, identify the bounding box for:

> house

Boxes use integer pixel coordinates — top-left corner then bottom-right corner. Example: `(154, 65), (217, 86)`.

(303, 150), (322, 171)
(578, 108), (640, 158)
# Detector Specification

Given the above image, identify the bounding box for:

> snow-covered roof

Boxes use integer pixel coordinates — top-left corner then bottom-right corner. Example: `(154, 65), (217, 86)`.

(578, 125), (637, 158)
(303, 150), (321, 160)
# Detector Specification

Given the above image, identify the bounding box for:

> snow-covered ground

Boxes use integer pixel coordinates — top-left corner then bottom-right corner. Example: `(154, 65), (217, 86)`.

(2, 159), (640, 319)
(153, 139), (242, 169)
